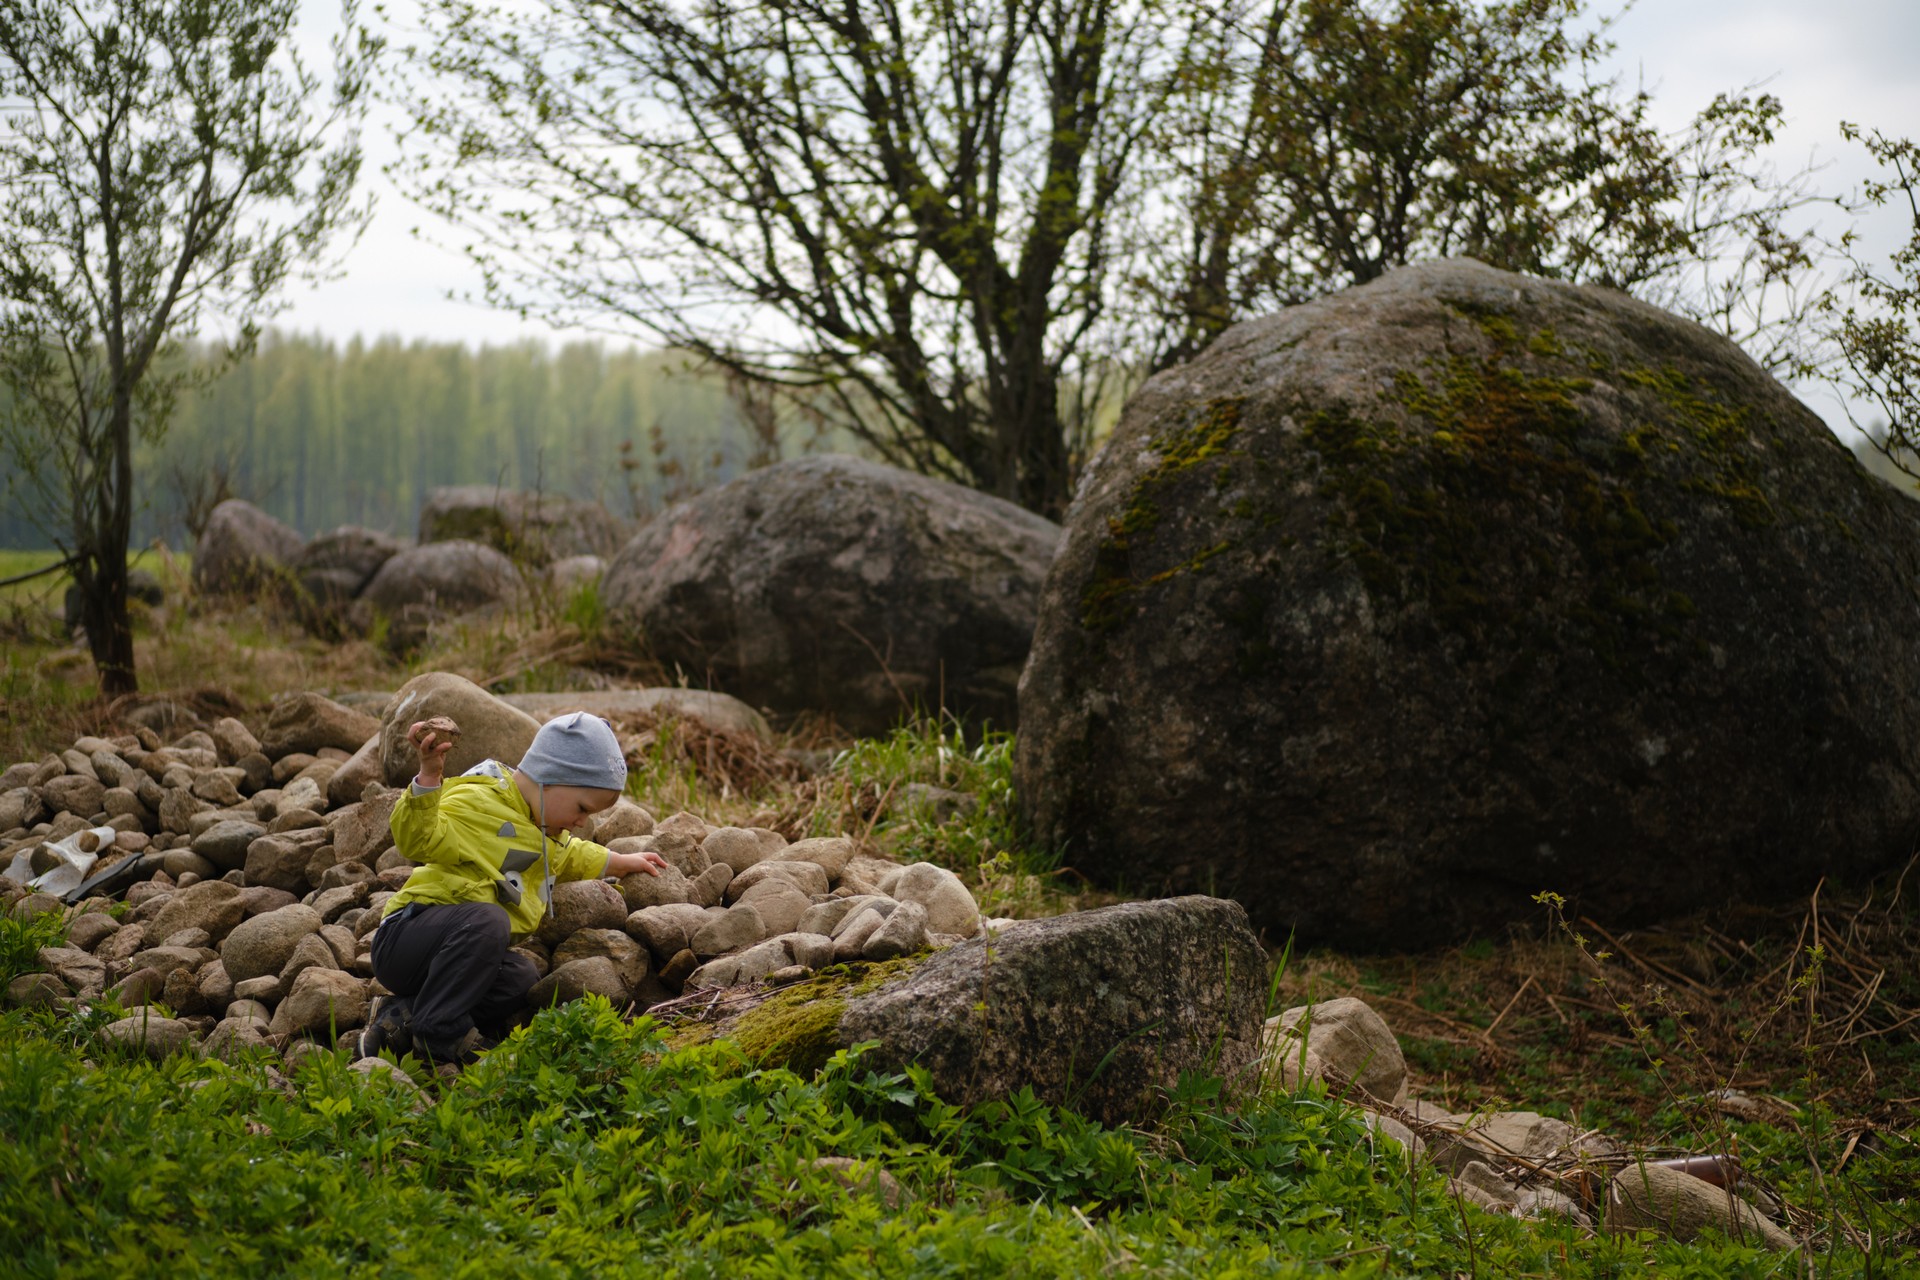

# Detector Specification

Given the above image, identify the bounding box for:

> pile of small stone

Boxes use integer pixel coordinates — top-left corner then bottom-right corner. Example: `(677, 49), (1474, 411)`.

(0, 689), (980, 1063)
(604, 815), (981, 996)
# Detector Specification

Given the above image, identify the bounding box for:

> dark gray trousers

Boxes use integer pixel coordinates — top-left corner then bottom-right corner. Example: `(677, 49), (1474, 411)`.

(369, 902), (539, 1044)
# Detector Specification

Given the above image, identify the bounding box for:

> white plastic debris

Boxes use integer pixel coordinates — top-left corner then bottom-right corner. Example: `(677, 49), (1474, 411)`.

(23, 826), (115, 897)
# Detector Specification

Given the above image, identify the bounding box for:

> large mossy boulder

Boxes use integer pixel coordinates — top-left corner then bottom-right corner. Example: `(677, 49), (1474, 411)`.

(601, 455), (1060, 734)
(692, 896), (1267, 1126)
(1018, 258), (1920, 950)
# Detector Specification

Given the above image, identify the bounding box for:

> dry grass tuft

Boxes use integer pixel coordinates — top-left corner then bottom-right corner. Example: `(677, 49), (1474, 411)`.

(1276, 869), (1920, 1129)
(610, 711), (815, 810)
(767, 774), (891, 844)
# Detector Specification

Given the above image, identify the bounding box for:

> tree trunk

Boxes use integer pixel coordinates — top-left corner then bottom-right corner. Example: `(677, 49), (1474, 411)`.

(79, 547), (136, 697)
(1015, 391), (1071, 522)
(79, 388), (139, 697)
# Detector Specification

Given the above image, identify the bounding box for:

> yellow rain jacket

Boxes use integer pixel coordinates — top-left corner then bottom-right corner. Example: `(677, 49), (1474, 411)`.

(381, 762), (611, 939)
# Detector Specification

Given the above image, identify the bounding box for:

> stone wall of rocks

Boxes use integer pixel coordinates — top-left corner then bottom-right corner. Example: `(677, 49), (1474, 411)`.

(0, 689), (983, 1064)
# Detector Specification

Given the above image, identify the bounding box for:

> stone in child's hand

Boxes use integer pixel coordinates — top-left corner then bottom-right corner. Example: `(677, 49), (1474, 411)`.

(411, 716), (462, 755)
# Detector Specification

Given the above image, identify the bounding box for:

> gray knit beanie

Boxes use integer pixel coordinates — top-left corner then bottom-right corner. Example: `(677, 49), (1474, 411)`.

(516, 711), (628, 790)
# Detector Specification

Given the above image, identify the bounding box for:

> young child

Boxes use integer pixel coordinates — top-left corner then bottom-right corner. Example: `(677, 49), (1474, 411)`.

(362, 710), (668, 1064)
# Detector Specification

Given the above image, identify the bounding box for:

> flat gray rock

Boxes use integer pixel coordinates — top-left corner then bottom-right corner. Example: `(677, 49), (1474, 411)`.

(701, 896), (1268, 1127)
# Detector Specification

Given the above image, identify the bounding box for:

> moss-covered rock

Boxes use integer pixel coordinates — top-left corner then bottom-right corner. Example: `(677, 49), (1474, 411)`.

(674, 897), (1267, 1125)
(1019, 258), (1920, 949)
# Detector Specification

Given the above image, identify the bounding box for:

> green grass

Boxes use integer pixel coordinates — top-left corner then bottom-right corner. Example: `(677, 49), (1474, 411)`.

(0, 549), (68, 610)
(0, 547), (188, 608)
(4, 568), (1917, 1273)
(810, 719), (1073, 918)
(0, 912), (68, 987)
(5, 995), (1906, 1278)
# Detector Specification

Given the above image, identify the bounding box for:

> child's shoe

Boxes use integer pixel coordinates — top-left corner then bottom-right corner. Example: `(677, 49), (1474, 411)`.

(361, 996), (414, 1059)
(416, 1028), (496, 1068)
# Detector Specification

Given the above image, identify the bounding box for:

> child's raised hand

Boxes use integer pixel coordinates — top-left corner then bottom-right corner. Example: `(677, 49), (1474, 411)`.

(407, 716), (460, 785)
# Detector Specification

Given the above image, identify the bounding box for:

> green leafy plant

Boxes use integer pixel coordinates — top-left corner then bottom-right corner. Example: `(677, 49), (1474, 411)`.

(809, 717), (1063, 916)
(560, 578), (606, 645)
(2, 988), (1912, 1275)
(0, 910), (65, 987)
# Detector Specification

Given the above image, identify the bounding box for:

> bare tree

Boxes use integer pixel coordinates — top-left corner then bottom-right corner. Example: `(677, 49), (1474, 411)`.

(1833, 126), (1920, 468)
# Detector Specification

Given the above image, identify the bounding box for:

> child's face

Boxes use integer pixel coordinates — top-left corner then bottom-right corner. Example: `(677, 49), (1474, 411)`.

(533, 785), (621, 838)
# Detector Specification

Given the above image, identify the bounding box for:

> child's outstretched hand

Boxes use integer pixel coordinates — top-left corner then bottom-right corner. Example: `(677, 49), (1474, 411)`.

(605, 848), (671, 878)
(408, 716), (461, 787)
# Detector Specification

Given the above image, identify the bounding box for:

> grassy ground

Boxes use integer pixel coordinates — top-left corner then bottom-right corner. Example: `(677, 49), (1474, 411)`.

(14, 993), (1889, 1279)
(2, 580), (1917, 1272)
(0, 547), (186, 606)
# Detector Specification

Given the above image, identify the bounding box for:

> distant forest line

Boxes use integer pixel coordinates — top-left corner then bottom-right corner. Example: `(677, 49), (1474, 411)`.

(0, 333), (850, 550)
(3, 329), (1913, 554)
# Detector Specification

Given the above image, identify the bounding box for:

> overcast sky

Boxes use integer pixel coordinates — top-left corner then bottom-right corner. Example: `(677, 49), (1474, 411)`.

(277, 0), (1919, 423)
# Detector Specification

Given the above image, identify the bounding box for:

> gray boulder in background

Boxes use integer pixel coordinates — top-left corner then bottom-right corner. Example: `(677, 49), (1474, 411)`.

(418, 486), (627, 566)
(602, 455), (1061, 734)
(357, 539), (523, 650)
(291, 525), (404, 609)
(1018, 257), (1920, 950)
(191, 499), (304, 597)
(360, 539), (521, 616)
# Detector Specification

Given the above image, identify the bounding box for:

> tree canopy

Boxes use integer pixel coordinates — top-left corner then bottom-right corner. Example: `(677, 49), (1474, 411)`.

(1142, 0), (1830, 372)
(1834, 127), (1920, 471)
(397, 0), (1830, 519)
(0, 0), (376, 692)
(399, 0), (1181, 517)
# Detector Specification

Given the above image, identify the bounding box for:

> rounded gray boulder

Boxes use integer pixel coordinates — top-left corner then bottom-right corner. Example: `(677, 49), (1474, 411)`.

(1018, 258), (1920, 949)
(291, 525), (404, 615)
(418, 486), (626, 566)
(148, 879), (248, 944)
(602, 455), (1060, 734)
(221, 904), (324, 983)
(192, 499), (304, 597)
(360, 539), (522, 618)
